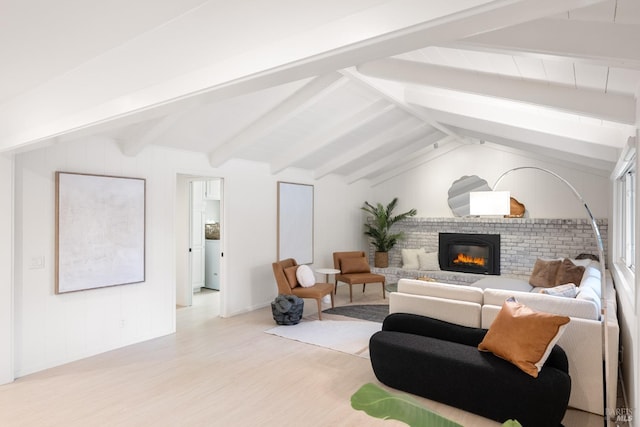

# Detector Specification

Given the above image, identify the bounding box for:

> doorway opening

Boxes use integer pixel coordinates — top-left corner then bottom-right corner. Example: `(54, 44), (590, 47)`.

(176, 175), (224, 319)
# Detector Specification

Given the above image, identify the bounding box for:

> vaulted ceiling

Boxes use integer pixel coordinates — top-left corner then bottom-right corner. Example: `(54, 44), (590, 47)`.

(1, 0), (638, 182)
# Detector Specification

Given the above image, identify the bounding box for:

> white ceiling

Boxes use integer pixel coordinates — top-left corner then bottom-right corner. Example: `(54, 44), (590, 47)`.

(1, 0), (638, 181)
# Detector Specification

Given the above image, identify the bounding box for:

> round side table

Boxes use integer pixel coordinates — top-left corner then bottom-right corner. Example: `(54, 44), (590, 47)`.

(315, 267), (340, 283)
(315, 268), (340, 303)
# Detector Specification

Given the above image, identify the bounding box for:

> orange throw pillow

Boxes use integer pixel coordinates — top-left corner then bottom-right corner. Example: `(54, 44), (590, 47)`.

(284, 265), (299, 289)
(478, 297), (570, 377)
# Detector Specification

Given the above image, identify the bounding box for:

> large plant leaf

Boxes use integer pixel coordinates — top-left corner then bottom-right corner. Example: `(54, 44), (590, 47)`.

(361, 198), (417, 251)
(351, 383), (523, 427)
(351, 383), (463, 427)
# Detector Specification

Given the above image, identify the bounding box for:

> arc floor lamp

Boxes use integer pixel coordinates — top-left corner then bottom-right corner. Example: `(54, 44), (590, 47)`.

(470, 166), (610, 424)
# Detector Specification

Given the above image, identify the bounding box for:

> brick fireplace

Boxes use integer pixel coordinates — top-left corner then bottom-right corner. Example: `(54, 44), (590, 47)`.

(368, 217), (607, 284)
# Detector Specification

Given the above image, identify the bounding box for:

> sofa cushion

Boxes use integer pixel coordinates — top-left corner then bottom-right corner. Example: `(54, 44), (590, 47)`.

(576, 286), (601, 314)
(478, 297), (570, 377)
(473, 276), (533, 292)
(529, 258), (561, 287)
(576, 264), (603, 314)
(390, 292), (482, 328)
(580, 265), (602, 296)
(340, 257), (370, 274)
(484, 288), (599, 320)
(401, 248), (424, 269)
(555, 258), (585, 286)
(398, 279), (483, 304)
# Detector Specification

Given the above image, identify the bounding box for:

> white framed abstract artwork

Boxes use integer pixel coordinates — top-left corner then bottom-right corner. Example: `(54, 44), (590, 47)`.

(55, 172), (146, 293)
(277, 182), (314, 264)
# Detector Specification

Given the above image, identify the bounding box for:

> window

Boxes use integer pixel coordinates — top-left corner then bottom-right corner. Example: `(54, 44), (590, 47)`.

(615, 146), (636, 278)
(613, 137), (637, 301)
(619, 167), (636, 271)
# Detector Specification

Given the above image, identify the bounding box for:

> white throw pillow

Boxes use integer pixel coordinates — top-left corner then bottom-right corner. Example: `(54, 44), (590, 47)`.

(296, 265), (315, 288)
(539, 283), (578, 298)
(418, 251), (440, 270)
(401, 248), (424, 269)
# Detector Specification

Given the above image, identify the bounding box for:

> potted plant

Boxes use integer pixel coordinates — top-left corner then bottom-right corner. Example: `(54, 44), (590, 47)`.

(362, 198), (417, 267)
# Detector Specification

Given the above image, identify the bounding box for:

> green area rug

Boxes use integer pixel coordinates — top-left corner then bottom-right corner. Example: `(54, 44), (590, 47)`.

(322, 304), (389, 323)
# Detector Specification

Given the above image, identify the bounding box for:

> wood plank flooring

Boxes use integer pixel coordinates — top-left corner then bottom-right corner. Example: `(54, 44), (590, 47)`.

(0, 285), (610, 426)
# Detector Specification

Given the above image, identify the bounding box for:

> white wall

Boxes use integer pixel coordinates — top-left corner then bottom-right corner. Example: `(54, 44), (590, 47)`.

(0, 153), (13, 384)
(12, 137), (370, 376)
(14, 138), (177, 377)
(613, 103), (639, 422)
(371, 143), (610, 219)
(205, 159), (370, 316)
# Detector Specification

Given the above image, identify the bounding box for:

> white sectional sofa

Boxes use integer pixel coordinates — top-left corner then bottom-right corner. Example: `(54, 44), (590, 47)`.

(389, 262), (619, 417)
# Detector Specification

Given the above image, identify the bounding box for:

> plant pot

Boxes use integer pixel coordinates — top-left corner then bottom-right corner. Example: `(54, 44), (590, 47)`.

(374, 251), (389, 268)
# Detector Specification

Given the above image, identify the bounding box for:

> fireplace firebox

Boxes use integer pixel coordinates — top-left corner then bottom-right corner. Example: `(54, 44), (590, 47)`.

(438, 233), (500, 275)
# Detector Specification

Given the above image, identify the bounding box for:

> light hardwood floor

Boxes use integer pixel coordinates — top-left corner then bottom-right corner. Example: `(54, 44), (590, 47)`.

(0, 285), (610, 426)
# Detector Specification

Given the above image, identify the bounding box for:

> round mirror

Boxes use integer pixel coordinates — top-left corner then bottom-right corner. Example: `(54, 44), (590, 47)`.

(447, 175), (491, 217)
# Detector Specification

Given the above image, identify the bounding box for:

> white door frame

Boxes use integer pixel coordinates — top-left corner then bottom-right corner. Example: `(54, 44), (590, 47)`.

(189, 181), (206, 296)
(176, 174), (225, 314)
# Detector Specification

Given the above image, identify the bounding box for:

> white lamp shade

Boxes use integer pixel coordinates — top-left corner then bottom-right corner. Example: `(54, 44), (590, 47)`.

(469, 191), (511, 215)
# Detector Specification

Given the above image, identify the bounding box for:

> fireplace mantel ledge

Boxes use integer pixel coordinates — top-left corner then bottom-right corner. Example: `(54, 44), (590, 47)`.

(391, 217), (606, 225)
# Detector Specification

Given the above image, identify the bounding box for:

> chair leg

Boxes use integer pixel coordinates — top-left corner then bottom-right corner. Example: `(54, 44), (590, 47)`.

(349, 284), (353, 303)
(381, 281), (386, 299)
(363, 283), (366, 293)
(330, 291), (334, 308)
(317, 298), (323, 321)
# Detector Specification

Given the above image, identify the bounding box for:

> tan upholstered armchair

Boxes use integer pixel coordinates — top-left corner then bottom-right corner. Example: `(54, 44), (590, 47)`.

(272, 259), (335, 320)
(333, 251), (385, 303)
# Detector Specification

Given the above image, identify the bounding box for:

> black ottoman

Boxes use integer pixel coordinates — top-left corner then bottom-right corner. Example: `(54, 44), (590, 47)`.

(271, 294), (304, 325)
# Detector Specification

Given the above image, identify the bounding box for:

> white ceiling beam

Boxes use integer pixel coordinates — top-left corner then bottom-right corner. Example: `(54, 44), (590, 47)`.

(313, 121), (431, 179)
(415, 104), (619, 163)
(270, 99), (394, 174)
(358, 58), (636, 125)
(451, 128), (614, 174)
(1, 0), (606, 152)
(339, 68), (462, 140)
(405, 86), (630, 150)
(346, 131), (450, 184)
(208, 73), (345, 167)
(119, 110), (190, 157)
(458, 19), (640, 70)
(367, 136), (461, 186)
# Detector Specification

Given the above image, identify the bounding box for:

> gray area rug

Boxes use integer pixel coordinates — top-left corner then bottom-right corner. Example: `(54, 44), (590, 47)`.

(322, 304), (389, 323)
